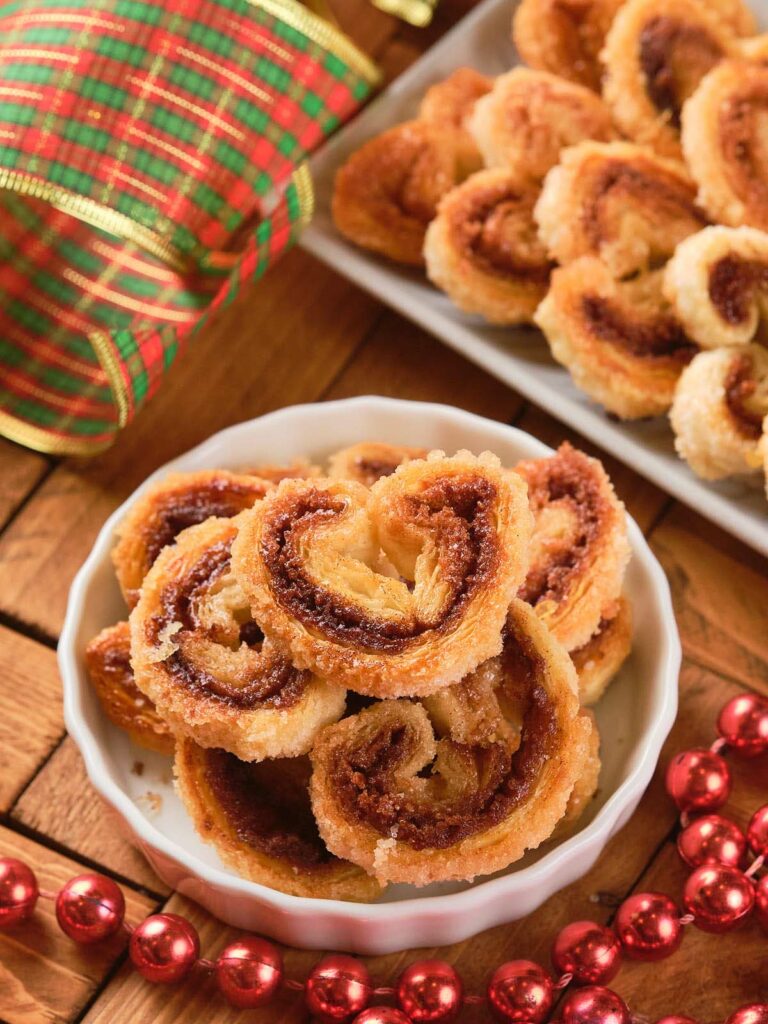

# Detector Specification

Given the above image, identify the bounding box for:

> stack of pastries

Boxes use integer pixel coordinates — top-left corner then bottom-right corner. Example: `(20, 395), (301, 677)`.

(86, 441), (632, 898)
(331, 0), (768, 495)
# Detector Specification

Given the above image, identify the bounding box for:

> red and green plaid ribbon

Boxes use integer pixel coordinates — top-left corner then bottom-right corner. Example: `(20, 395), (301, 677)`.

(0, 0), (378, 455)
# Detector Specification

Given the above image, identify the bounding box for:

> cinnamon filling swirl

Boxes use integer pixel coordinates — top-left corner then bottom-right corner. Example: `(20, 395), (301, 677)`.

(724, 352), (766, 438)
(639, 17), (725, 127)
(709, 255), (768, 324)
(719, 90), (768, 215)
(579, 293), (698, 363)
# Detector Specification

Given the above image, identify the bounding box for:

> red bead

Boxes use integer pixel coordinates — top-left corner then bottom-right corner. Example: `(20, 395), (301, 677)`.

(55, 873), (125, 944)
(487, 960), (554, 1023)
(305, 954), (372, 1023)
(683, 863), (754, 932)
(746, 805), (768, 859)
(717, 693), (768, 757)
(725, 1006), (768, 1024)
(396, 959), (463, 1022)
(665, 749), (731, 813)
(129, 913), (200, 983)
(614, 893), (683, 961)
(654, 1017), (698, 1024)
(560, 985), (630, 1024)
(352, 1010), (412, 1024)
(551, 920), (622, 985)
(755, 874), (768, 933)
(215, 935), (283, 1008)
(0, 858), (38, 927)
(677, 815), (746, 868)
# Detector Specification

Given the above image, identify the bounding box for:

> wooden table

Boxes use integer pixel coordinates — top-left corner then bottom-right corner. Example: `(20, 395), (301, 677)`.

(1, 1), (767, 1019)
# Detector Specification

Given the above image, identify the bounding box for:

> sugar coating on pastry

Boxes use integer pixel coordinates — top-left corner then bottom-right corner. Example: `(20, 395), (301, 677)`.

(418, 67), (493, 173)
(232, 451), (534, 698)
(682, 60), (768, 232)
(331, 120), (473, 266)
(241, 460), (321, 483)
(515, 443), (632, 652)
(467, 68), (616, 184)
(670, 344), (768, 479)
(424, 168), (553, 325)
(85, 621), (174, 755)
(570, 597), (632, 706)
(327, 442), (428, 487)
(130, 514), (346, 761)
(174, 739), (380, 901)
(512, 0), (624, 91)
(663, 226), (768, 349)
(601, 0), (739, 159)
(309, 599), (590, 886)
(535, 141), (707, 279)
(112, 470), (273, 609)
(553, 709), (602, 838)
(535, 256), (699, 419)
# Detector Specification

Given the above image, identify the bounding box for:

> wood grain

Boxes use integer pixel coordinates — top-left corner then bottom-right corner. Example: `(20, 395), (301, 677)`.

(0, 441), (49, 533)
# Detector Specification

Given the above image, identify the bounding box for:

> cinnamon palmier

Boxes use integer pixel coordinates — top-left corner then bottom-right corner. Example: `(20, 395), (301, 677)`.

(512, 0), (624, 91)
(419, 67), (493, 173)
(309, 599), (591, 886)
(570, 597), (632, 706)
(670, 344), (768, 479)
(663, 226), (768, 349)
(467, 69), (616, 184)
(682, 60), (768, 232)
(514, 443), (631, 652)
(424, 169), (553, 324)
(232, 452), (533, 698)
(130, 515), (345, 761)
(331, 120), (472, 266)
(175, 739), (380, 900)
(535, 141), (707, 279)
(85, 621), (174, 755)
(113, 470), (273, 609)
(602, 0), (739, 159)
(535, 256), (699, 418)
(554, 709), (602, 837)
(327, 442), (428, 487)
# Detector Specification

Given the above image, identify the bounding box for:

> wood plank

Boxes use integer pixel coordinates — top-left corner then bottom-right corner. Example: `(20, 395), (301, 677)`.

(0, 825), (158, 1024)
(0, 440), (49, 533)
(0, 625), (64, 813)
(12, 737), (169, 897)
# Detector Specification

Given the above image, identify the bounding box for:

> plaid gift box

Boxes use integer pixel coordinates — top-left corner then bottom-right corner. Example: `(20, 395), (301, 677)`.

(0, 0), (379, 454)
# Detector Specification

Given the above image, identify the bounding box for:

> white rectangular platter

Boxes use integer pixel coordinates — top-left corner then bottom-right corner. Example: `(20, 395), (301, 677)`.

(302, 0), (768, 557)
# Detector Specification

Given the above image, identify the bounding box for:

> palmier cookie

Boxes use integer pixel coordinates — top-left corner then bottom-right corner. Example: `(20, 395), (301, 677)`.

(130, 515), (345, 762)
(232, 451), (534, 699)
(85, 621), (174, 755)
(309, 599), (591, 886)
(468, 68), (616, 184)
(515, 443), (632, 653)
(332, 120), (472, 267)
(174, 739), (380, 901)
(327, 442), (428, 487)
(535, 257), (698, 419)
(570, 597), (633, 706)
(670, 344), (768, 479)
(535, 141), (706, 279)
(418, 67), (493, 173)
(424, 168), (553, 325)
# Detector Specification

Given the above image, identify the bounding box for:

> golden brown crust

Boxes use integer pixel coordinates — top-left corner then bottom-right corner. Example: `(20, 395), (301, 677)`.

(232, 451), (534, 698)
(418, 67), (493, 173)
(554, 709), (601, 837)
(174, 738), (380, 900)
(112, 470), (273, 609)
(535, 256), (698, 419)
(331, 120), (473, 266)
(85, 622), (174, 755)
(424, 168), (553, 325)
(241, 460), (321, 483)
(515, 444), (631, 652)
(309, 599), (589, 886)
(130, 515), (346, 761)
(327, 442), (428, 487)
(571, 596), (633, 705)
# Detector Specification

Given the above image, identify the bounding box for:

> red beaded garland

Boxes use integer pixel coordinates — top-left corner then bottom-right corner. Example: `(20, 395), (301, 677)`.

(551, 920), (622, 985)
(682, 863), (754, 933)
(755, 874), (768, 934)
(665, 749), (732, 813)
(677, 814), (746, 868)
(396, 959), (463, 1022)
(0, 857), (39, 927)
(305, 954), (372, 1023)
(128, 912), (200, 983)
(614, 893), (683, 961)
(486, 960), (554, 1023)
(746, 805), (768, 859)
(717, 694), (768, 757)
(55, 873), (125, 944)
(352, 1009), (412, 1024)
(560, 985), (630, 1024)
(725, 1006), (768, 1024)
(215, 935), (283, 1008)
(654, 1016), (698, 1024)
